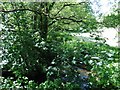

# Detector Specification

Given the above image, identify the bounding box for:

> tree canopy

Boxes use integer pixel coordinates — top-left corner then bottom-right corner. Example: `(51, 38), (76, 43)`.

(0, 2), (97, 39)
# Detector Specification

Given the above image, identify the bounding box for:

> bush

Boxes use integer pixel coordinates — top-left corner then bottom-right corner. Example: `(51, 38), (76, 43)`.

(0, 77), (80, 90)
(88, 47), (120, 89)
(39, 79), (81, 90)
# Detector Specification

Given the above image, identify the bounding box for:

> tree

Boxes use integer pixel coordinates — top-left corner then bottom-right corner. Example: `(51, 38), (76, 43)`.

(101, 1), (119, 28)
(102, 11), (120, 28)
(0, 1), (98, 83)
(0, 2), (97, 39)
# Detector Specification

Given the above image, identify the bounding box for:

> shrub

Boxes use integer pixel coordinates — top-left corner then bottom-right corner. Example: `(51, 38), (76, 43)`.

(88, 47), (120, 89)
(0, 77), (80, 90)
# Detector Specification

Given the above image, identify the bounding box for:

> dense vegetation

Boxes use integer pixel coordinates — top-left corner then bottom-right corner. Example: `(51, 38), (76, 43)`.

(0, 1), (119, 90)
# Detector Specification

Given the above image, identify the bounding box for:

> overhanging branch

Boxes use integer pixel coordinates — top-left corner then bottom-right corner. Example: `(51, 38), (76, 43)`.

(0, 8), (45, 15)
(56, 17), (83, 22)
(49, 16), (83, 26)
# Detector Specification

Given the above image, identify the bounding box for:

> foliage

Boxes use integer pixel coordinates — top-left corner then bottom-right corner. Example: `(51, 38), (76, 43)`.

(1, 29), (119, 89)
(39, 79), (80, 90)
(102, 3), (120, 28)
(89, 62), (120, 89)
(89, 47), (120, 89)
(0, 1), (119, 90)
(0, 77), (80, 90)
(0, 1), (97, 78)
(46, 39), (120, 89)
(1, 33), (120, 89)
(0, 2), (98, 39)
(102, 13), (120, 28)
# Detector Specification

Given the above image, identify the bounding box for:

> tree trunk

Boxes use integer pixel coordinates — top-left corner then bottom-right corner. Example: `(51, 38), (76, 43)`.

(39, 3), (49, 41)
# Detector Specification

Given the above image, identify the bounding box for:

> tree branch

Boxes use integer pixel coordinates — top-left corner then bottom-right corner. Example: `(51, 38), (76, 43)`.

(48, 16), (83, 26)
(0, 8), (44, 15)
(57, 17), (83, 22)
(49, 19), (56, 26)
(54, 2), (86, 16)
(54, 4), (65, 16)
(48, 2), (55, 13)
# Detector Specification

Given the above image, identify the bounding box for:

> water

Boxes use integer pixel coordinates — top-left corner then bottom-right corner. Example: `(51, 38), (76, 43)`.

(71, 27), (119, 47)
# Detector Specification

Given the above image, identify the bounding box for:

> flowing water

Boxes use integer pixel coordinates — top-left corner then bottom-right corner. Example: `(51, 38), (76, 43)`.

(71, 27), (119, 47)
